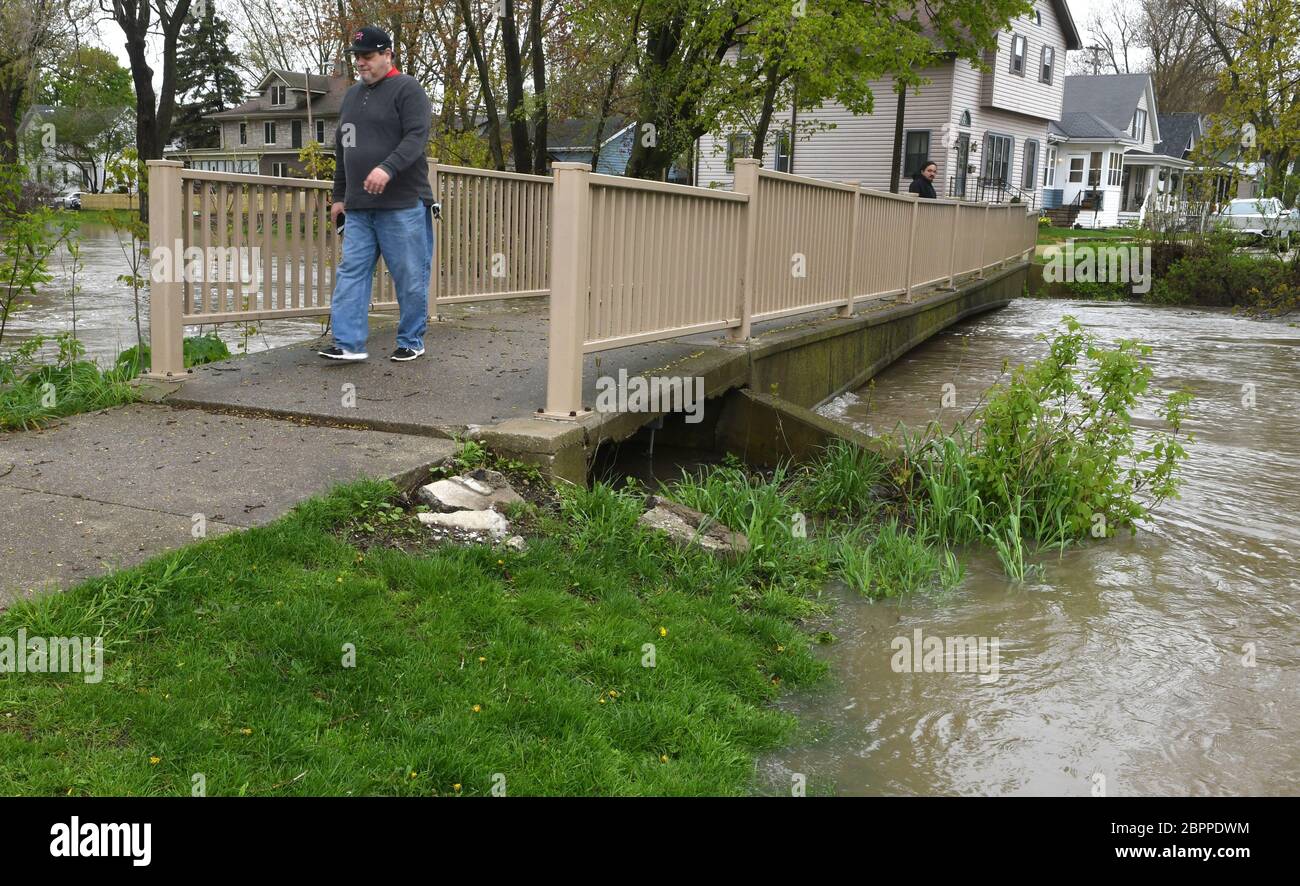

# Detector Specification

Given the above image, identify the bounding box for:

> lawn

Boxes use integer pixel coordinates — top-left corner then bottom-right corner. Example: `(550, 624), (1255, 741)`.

(0, 476), (833, 797)
(1036, 224), (1137, 245)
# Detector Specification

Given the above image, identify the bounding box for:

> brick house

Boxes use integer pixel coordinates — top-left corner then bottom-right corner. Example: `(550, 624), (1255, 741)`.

(167, 70), (351, 177)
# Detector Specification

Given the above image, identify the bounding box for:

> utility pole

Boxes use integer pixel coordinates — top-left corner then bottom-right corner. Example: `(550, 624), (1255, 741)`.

(1086, 44), (1103, 75)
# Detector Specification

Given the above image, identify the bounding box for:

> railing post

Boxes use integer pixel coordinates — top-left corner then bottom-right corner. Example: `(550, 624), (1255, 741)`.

(977, 202), (990, 279)
(903, 194), (919, 301)
(144, 159), (187, 380)
(841, 181), (860, 317)
(946, 202), (958, 288)
(427, 158), (441, 321)
(543, 162), (592, 418)
(729, 158), (761, 340)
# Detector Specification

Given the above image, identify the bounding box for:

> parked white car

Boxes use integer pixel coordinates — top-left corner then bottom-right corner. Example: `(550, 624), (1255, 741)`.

(1215, 197), (1299, 247)
(51, 191), (83, 210)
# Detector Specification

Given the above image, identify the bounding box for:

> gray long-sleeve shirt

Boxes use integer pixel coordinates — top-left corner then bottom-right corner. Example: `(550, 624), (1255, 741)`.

(332, 72), (434, 210)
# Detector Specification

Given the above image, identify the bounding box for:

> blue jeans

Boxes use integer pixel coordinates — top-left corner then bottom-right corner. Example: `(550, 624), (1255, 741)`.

(330, 204), (433, 352)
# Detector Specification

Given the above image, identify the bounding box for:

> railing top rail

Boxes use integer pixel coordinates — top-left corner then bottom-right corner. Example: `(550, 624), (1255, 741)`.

(858, 187), (920, 204)
(178, 167), (334, 189)
(436, 162), (553, 183)
(590, 171), (749, 203)
(757, 165), (860, 194)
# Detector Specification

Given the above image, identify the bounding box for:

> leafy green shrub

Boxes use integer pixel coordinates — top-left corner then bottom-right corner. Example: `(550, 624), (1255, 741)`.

(1149, 240), (1295, 308)
(115, 333), (232, 377)
(899, 316), (1192, 561)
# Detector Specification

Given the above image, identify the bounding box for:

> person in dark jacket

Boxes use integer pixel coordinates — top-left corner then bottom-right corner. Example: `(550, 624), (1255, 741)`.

(908, 161), (938, 199)
(318, 26), (434, 363)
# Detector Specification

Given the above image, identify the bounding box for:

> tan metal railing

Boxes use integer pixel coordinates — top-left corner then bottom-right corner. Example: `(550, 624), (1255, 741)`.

(145, 158), (553, 377)
(543, 159), (1036, 416)
(146, 157), (1035, 417)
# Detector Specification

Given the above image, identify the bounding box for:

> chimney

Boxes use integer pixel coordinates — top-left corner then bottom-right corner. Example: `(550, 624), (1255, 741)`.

(331, 55), (346, 79)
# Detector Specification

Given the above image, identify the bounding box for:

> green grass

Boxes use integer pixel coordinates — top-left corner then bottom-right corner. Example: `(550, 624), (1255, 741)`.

(0, 360), (138, 431)
(1036, 225), (1136, 246)
(0, 478), (832, 796)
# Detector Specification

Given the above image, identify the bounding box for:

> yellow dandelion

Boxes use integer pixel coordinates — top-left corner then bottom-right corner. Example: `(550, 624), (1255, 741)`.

(497, 560), (504, 566)
(608, 689), (619, 698)
(471, 704), (481, 713)
(659, 626), (667, 637)
(409, 771), (418, 779)
(478, 656), (486, 663)
(776, 644), (785, 653)
(598, 697), (607, 704)
(453, 783), (462, 792)
(660, 754), (669, 764)
(149, 756), (160, 765)
(240, 727), (253, 735)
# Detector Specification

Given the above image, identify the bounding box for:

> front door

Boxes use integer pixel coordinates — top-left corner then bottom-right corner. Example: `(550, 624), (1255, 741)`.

(955, 134), (970, 198)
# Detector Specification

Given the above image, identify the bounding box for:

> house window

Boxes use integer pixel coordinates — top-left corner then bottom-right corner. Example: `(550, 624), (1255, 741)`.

(1044, 146), (1057, 186)
(1035, 9), (1042, 25)
(984, 133), (1013, 184)
(903, 130), (931, 177)
(1088, 151), (1103, 187)
(316, 120), (325, 144)
(291, 120), (302, 149)
(1108, 151), (1124, 186)
(960, 110), (971, 126)
(725, 133), (752, 172)
(271, 162), (288, 177)
(1010, 35), (1027, 76)
(774, 131), (791, 173)
(264, 121), (276, 144)
(1068, 156), (1084, 183)
(271, 85), (286, 105)
(239, 123), (247, 145)
(1023, 140), (1039, 190)
(1040, 46), (1055, 84)
(1131, 108), (1147, 142)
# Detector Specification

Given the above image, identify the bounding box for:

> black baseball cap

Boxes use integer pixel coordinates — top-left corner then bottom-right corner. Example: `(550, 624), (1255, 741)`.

(347, 26), (392, 54)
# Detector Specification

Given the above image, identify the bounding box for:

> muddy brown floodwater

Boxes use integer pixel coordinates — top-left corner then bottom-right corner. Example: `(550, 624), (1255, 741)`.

(761, 299), (1300, 796)
(5, 222), (326, 364)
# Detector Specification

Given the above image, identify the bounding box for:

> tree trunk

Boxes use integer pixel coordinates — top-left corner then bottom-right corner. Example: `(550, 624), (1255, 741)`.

(457, 0), (505, 169)
(751, 64), (782, 161)
(528, 0), (547, 175)
(499, 0), (532, 173)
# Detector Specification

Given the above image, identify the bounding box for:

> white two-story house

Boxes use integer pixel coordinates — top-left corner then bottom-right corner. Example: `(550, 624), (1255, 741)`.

(694, 0), (1082, 208)
(1041, 74), (1193, 228)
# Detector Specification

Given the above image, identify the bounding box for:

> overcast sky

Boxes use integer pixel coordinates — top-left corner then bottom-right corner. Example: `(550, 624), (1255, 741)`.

(89, 0), (1129, 90)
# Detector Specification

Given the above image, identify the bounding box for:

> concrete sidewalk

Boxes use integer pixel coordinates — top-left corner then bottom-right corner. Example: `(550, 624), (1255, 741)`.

(0, 404), (454, 608)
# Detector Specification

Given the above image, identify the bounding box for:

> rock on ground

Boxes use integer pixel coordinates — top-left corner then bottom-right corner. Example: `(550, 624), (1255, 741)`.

(637, 495), (750, 558)
(418, 509), (511, 540)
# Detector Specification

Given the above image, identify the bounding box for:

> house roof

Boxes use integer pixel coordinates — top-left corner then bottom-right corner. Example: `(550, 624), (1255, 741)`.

(546, 115), (634, 151)
(257, 70), (336, 93)
(1154, 113), (1202, 159)
(208, 73), (353, 121)
(1050, 111), (1135, 142)
(1061, 74), (1153, 133)
(1049, 0), (1084, 51)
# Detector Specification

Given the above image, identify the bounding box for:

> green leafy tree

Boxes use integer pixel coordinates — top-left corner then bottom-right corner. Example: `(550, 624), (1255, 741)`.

(29, 47), (135, 193)
(173, 7), (246, 149)
(0, 162), (77, 348)
(615, 0), (1034, 180)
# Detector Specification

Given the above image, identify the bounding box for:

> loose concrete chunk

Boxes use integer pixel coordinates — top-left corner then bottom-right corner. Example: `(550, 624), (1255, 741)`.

(637, 495), (750, 558)
(418, 509), (511, 540)
(505, 535), (528, 552)
(418, 473), (525, 512)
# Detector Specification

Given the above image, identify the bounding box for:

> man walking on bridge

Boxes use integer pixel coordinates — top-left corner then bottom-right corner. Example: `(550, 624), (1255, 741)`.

(319, 26), (434, 363)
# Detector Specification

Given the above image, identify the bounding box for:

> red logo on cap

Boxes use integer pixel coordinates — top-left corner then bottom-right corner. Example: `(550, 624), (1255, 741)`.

(354, 31), (364, 40)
